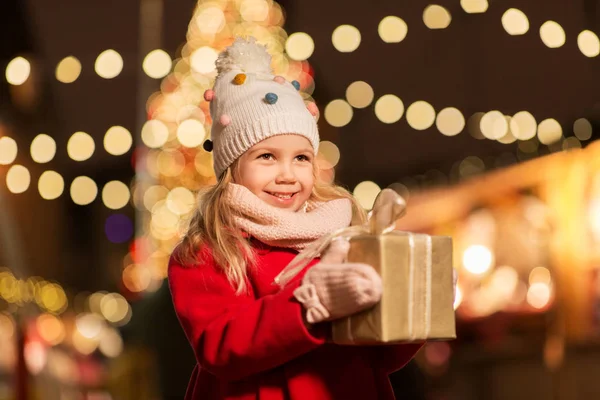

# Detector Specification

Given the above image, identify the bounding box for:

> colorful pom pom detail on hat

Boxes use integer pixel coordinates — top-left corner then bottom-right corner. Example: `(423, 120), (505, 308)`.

(233, 73), (247, 85)
(291, 80), (300, 90)
(265, 93), (278, 104)
(204, 89), (215, 102)
(273, 76), (285, 84)
(220, 114), (231, 126)
(202, 139), (213, 152)
(307, 102), (319, 116)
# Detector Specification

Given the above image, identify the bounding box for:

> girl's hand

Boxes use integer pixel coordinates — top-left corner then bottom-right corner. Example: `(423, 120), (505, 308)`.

(293, 240), (383, 324)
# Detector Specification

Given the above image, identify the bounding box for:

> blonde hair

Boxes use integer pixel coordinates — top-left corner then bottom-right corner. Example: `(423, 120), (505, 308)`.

(175, 160), (367, 294)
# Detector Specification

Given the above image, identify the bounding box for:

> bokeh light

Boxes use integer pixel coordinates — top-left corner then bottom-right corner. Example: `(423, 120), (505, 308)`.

(527, 282), (552, 309)
(578, 30), (600, 57)
(502, 9), (529, 36)
(436, 107), (465, 136)
(317, 141), (341, 169)
(70, 176), (98, 206)
(480, 111), (507, 140)
(38, 171), (65, 200)
(460, 0), (488, 13)
(100, 293), (131, 324)
(332, 25), (361, 53)
(324, 99), (353, 127)
(463, 245), (493, 275)
(104, 126), (133, 156)
(36, 313), (66, 346)
(510, 111), (537, 140)
(0, 136), (18, 165)
(67, 131), (95, 162)
(285, 32), (315, 61)
(143, 49), (172, 79)
(540, 21), (566, 48)
(194, 5), (226, 35)
(537, 118), (563, 145)
(190, 46), (219, 74)
(6, 165), (30, 194)
(423, 5), (451, 30)
(55, 56), (82, 83)
(378, 16), (408, 43)
(346, 81), (374, 109)
(105, 214), (134, 243)
(375, 94), (404, 124)
(407, 101), (436, 131)
(573, 118), (592, 141)
(123, 264), (152, 293)
(141, 120), (169, 148)
(177, 119), (206, 148)
(102, 181), (131, 210)
(6, 57), (31, 85)
(31, 134), (56, 163)
(353, 181), (382, 210)
(99, 327), (124, 358)
(95, 50), (124, 79)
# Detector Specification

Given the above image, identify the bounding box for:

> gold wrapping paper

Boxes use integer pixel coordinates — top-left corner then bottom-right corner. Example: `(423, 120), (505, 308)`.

(332, 233), (456, 345)
(274, 188), (456, 345)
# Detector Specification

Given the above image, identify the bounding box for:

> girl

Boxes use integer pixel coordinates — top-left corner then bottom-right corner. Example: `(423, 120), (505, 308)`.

(168, 37), (422, 400)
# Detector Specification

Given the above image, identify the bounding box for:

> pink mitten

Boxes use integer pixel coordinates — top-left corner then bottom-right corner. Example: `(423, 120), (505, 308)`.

(293, 240), (383, 324)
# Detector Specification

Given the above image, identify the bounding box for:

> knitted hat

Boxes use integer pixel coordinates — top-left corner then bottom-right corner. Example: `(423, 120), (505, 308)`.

(204, 37), (320, 177)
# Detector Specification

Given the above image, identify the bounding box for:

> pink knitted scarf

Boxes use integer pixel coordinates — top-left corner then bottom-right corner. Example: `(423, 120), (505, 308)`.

(223, 183), (353, 250)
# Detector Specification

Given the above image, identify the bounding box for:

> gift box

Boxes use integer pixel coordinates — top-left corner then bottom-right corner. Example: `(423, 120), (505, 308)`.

(331, 232), (456, 344)
(275, 188), (456, 345)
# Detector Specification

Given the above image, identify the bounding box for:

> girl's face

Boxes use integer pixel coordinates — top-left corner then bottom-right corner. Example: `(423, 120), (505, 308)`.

(235, 134), (315, 211)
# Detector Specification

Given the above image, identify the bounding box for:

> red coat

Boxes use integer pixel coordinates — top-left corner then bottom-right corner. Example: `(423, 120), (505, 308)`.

(168, 239), (422, 400)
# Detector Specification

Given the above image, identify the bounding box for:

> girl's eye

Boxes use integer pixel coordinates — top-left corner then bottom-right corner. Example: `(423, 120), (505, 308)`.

(296, 154), (311, 162)
(258, 153), (274, 160)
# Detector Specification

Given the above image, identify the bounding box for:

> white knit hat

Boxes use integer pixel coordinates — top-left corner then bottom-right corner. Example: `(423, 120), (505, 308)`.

(203, 37), (320, 177)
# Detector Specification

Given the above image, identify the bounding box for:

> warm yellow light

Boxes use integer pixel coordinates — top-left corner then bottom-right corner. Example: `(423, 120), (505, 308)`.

(104, 126), (133, 156)
(537, 118), (562, 145)
(406, 101), (436, 130)
(190, 46), (219, 74)
(497, 116), (517, 144)
(453, 284), (462, 310)
(346, 81), (374, 109)
(502, 8), (529, 35)
(573, 118), (592, 141)
(100, 293), (130, 324)
(39, 283), (67, 314)
(195, 6), (226, 35)
(55, 56), (82, 83)
(375, 94), (404, 124)
(102, 181), (130, 210)
(177, 119), (206, 148)
(70, 176), (98, 205)
(578, 30), (600, 57)
(143, 49), (172, 79)
(460, 0), (488, 13)
(72, 330), (98, 355)
(480, 111), (507, 140)
(353, 181), (382, 210)
(30, 134), (56, 163)
(318, 141), (341, 168)
(285, 32), (315, 61)
(6, 57), (31, 85)
(540, 21), (566, 48)
(332, 25), (361, 53)
(76, 313), (104, 339)
(529, 267), (551, 285)
(240, 0), (269, 22)
(38, 171), (64, 200)
(166, 187), (195, 216)
(510, 111), (537, 140)
(324, 99), (353, 127)
(436, 107), (465, 136)
(143, 185), (169, 211)
(67, 131), (95, 161)
(157, 149), (186, 177)
(378, 16), (408, 43)
(123, 264), (152, 293)
(99, 327), (124, 358)
(6, 165), (30, 194)
(36, 313), (65, 346)
(95, 50), (123, 79)
(562, 137), (582, 151)
(423, 5), (452, 29)
(463, 245), (493, 275)
(0, 136), (18, 165)
(141, 119), (169, 148)
(527, 282), (551, 309)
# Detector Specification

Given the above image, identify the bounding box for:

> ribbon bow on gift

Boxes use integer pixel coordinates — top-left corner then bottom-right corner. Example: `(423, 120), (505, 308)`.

(273, 188), (407, 288)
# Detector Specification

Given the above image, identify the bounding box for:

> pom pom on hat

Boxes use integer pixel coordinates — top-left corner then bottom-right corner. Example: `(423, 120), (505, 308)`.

(215, 37), (273, 75)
